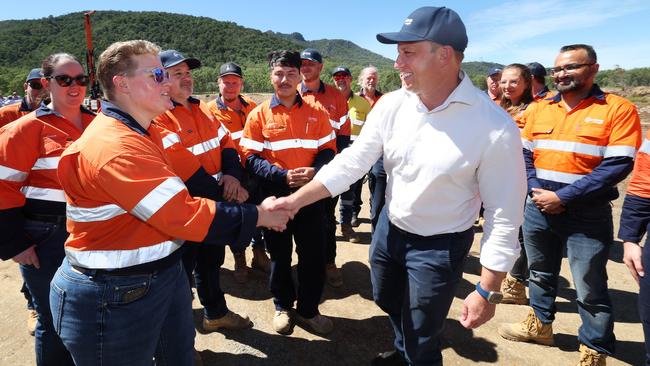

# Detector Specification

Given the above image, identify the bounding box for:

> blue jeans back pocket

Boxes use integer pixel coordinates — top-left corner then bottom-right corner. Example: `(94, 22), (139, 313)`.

(50, 281), (65, 334)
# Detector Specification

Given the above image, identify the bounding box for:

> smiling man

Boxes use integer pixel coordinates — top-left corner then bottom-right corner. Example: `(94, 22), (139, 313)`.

(499, 44), (642, 365)
(268, 7), (526, 365)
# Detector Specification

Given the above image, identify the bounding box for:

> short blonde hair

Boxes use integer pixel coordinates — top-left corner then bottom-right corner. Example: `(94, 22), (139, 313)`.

(97, 40), (161, 100)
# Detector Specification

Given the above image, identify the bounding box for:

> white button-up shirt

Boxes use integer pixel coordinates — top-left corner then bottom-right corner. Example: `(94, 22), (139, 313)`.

(316, 72), (526, 272)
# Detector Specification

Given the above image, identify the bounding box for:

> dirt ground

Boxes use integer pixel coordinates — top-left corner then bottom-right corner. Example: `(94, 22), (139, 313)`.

(1, 94), (648, 365)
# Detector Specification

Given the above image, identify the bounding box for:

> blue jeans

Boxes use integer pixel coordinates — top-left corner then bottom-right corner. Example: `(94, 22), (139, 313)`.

(639, 236), (650, 365)
(19, 219), (73, 366)
(368, 156), (387, 234)
(523, 197), (615, 354)
(50, 257), (195, 366)
(370, 208), (473, 365)
(183, 243), (230, 319)
(339, 177), (364, 224)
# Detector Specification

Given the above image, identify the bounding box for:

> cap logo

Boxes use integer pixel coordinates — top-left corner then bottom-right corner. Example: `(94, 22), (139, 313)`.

(173, 52), (181, 58)
(404, 18), (413, 25)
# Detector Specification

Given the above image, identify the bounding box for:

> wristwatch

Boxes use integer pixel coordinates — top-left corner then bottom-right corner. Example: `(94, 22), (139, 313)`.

(476, 282), (503, 304)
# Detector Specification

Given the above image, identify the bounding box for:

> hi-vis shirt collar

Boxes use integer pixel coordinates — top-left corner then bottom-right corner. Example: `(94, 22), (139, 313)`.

(535, 86), (551, 99)
(270, 93), (303, 109)
(35, 102), (95, 119)
(300, 80), (326, 94)
(406, 71), (475, 113)
(215, 94), (250, 110)
(171, 96), (201, 108)
(18, 97), (31, 112)
(100, 100), (149, 136)
(549, 84), (605, 103)
(359, 89), (383, 99)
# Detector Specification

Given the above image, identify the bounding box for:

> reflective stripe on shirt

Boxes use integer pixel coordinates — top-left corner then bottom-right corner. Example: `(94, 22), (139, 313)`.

(131, 177), (186, 222)
(65, 239), (184, 269)
(67, 203), (127, 222)
(0, 164), (28, 182)
(32, 157), (60, 170)
(20, 186), (66, 202)
(535, 168), (585, 184)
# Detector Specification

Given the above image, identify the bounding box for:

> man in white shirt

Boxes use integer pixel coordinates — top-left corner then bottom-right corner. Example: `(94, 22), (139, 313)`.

(270, 6), (526, 365)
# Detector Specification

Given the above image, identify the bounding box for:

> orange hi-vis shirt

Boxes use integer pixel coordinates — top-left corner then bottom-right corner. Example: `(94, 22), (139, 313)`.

(0, 105), (95, 260)
(626, 130), (650, 198)
(0, 98), (34, 127)
(206, 94), (257, 149)
(240, 94), (336, 171)
(520, 85), (642, 203)
(299, 81), (350, 139)
(154, 97), (237, 181)
(58, 101), (257, 270)
(533, 86), (556, 102)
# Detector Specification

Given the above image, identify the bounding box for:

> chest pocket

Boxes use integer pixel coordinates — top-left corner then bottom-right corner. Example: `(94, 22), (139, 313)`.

(262, 122), (287, 139)
(531, 120), (555, 136)
(575, 120), (609, 143)
(42, 135), (65, 156)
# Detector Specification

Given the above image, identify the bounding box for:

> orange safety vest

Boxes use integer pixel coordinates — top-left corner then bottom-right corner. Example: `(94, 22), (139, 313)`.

(299, 81), (350, 139)
(206, 94), (257, 150)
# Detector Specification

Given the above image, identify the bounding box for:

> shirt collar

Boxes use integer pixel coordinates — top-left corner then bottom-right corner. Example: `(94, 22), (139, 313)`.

(270, 93), (303, 109)
(535, 86), (550, 98)
(549, 84), (605, 103)
(215, 94), (249, 110)
(408, 71), (475, 113)
(100, 100), (149, 136)
(300, 80), (325, 94)
(19, 97), (31, 112)
(172, 96), (200, 108)
(359, 89), (383, 99)
(35, 103), (95, 118)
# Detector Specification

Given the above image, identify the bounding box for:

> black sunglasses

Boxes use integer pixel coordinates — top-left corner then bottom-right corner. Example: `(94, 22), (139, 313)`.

(48, 74), (90, 87)
(28, 80), (43, 90)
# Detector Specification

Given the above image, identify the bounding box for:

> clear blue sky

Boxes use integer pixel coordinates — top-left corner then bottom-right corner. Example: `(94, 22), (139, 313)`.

(2, 0), (649, 70)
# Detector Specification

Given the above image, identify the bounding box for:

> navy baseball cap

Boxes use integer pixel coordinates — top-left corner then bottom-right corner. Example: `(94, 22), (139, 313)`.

(26, 68), (42, 82)
(376, 6), (468, 52)
(300, 48), (323, 64)
(160, 50), (201, 70)
(331, 66), (351, 76)
(487, 67), (502, 77)
(527, 62), (547, 77)
(219, 62), (243, 78)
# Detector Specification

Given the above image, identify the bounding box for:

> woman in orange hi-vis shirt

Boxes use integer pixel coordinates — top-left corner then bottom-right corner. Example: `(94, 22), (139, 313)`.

(49, 40), (291, 366)
(0, 53), (95, 366)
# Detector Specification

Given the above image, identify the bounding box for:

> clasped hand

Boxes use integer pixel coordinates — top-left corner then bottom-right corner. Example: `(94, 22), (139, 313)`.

(256, 196), (300, 232)
(530, 188), (565, 214)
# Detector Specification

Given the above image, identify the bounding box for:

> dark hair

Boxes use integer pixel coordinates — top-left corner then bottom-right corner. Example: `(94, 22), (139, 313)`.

(559, 44), (597, 63)
(532, 75), (546, 85)
(268, 50), (301, 70)
(499, 63), (533, 110)
(41, 53), (82, 78)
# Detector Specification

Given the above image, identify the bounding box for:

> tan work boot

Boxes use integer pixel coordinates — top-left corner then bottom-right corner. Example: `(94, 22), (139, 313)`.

(233, 251), (249, 283)
(273, 310), (294, 335)
(500, 273), (528, 305)
(202, 311), (251, 332)
(341, 224), (361, 243)
(577, 344), (607, 366)
(251, 247), (271, 274)
(27, 309), (37, 336)
(498, 307), (554, 346)
(296, 313), (334, 335)
(326, 262), (343, 287)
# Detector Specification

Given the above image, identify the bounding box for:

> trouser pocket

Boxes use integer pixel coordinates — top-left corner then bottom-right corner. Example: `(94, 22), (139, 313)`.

(49, 281), (65, 334)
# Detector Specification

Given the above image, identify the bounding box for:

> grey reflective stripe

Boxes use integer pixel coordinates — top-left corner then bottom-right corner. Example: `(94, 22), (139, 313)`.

(66, 203), (126, 222)
(212, 172), (223, 181)
(351, 117), (364, 126)
(239, 137), (264, 151)
(32, 157), (60, 170)
(317, 131), (336, 147)
(230, 131), (243, 140)
(640, 139), (650, 155)
(603, 145), (637, 158)
(521, 138), (533, 151)
(264, 139), (318, 151)
(162, 133), (181, 149)
(534, 139), (604, 157)
(0, 164), (28, 182)
(130, 177), (186, 221)
(217, 125), (229, 140)
(20, 186), (66, 202)
(535, 168), (585, 184)
(329, 119), (342, 129)
(65, 239), (184, 269)
(188, 137), (220, 155)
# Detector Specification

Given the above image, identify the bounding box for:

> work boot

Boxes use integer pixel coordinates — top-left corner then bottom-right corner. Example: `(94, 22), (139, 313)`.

(326, 262), (343, 287)
(251, 247), (271, 274)
(296, 313), (334, 335)
(498, 307), (554, 346)
(27, 309), (37, 336)
(577, 344), (607, 366)
(341, 223), (361, 243)
(351, 213), (360, 227)
(371, 350), (408, 366)
(233, 251), (248, 283)
(194, 349), (204, 366)
(202, 311), (252, 332)
(500, 273), (528, 305)
(273, 310), (294, 335)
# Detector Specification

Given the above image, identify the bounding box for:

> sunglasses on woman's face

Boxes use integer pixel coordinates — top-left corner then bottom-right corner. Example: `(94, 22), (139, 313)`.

(144, 68), (169, 84)
(48, 74), (90, 87)
(28, 81), (43, 90)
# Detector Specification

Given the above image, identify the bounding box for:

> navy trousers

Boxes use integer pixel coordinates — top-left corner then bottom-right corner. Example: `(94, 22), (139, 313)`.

(370, 208), (473, 365)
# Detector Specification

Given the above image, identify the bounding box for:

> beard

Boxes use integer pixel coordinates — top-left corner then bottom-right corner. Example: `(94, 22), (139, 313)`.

(554, 77), (583, 93)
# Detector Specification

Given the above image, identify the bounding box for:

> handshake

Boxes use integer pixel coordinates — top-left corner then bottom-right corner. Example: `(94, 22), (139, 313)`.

(255, 196), (301, 232)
